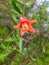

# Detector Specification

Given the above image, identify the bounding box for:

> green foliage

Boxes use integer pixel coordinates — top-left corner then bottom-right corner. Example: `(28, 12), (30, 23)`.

(46, 1), (49, 7)
(0, 0), (49, 65)
(12, 0), (22, 14)
(36, 57), (43, 65)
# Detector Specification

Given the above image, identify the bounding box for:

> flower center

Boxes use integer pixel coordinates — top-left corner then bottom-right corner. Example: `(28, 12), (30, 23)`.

(21, 24), (28, 30)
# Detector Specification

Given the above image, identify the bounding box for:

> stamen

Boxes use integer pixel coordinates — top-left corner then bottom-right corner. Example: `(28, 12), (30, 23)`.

(21, 24), (28, 30)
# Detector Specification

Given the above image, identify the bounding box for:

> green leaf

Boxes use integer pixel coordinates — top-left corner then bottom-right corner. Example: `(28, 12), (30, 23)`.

(37, 57), (43, 65)
(0, 15), (3, 20)
(15, 0), (23, 6)
(0, 53), (6, 62)
(12, 0), (22, 14)
(11, 9), (21, 16)
(0, 29), (4, 35)
(44, 56), (49, 62)
(5, 37), (17, 43)
(46, 2), (49, 7)
(23, 48), (28, 56)
(11, 14), (18, 24)
(19, 38), (23, 52)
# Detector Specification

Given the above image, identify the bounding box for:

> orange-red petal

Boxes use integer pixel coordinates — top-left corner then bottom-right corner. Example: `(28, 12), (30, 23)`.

(20, 16), (27, 22)
(13, 24), (20, 29)
(29, 20), (36, 24)
(20, 30), (26, 36)
(29, 25), (35, 32)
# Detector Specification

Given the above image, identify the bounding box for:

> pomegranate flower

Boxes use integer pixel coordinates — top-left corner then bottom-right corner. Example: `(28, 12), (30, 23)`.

(13, 16), (36, 36)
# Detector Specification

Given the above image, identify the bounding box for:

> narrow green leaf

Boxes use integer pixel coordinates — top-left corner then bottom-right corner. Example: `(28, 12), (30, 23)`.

(12, 0), (22, 14)
(5, 37), (16, 42)
(11, 9), (21, 16)
(11, 14), (17, 24)
(15, 0), (23, 6)
(19, 38), (23, 52)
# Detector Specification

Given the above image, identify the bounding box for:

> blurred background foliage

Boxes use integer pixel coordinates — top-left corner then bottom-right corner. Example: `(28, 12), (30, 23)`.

(0, 0), (49, 65)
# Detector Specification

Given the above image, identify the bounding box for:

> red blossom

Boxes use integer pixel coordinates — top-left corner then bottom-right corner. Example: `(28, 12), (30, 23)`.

(13, 16), (36, 36)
